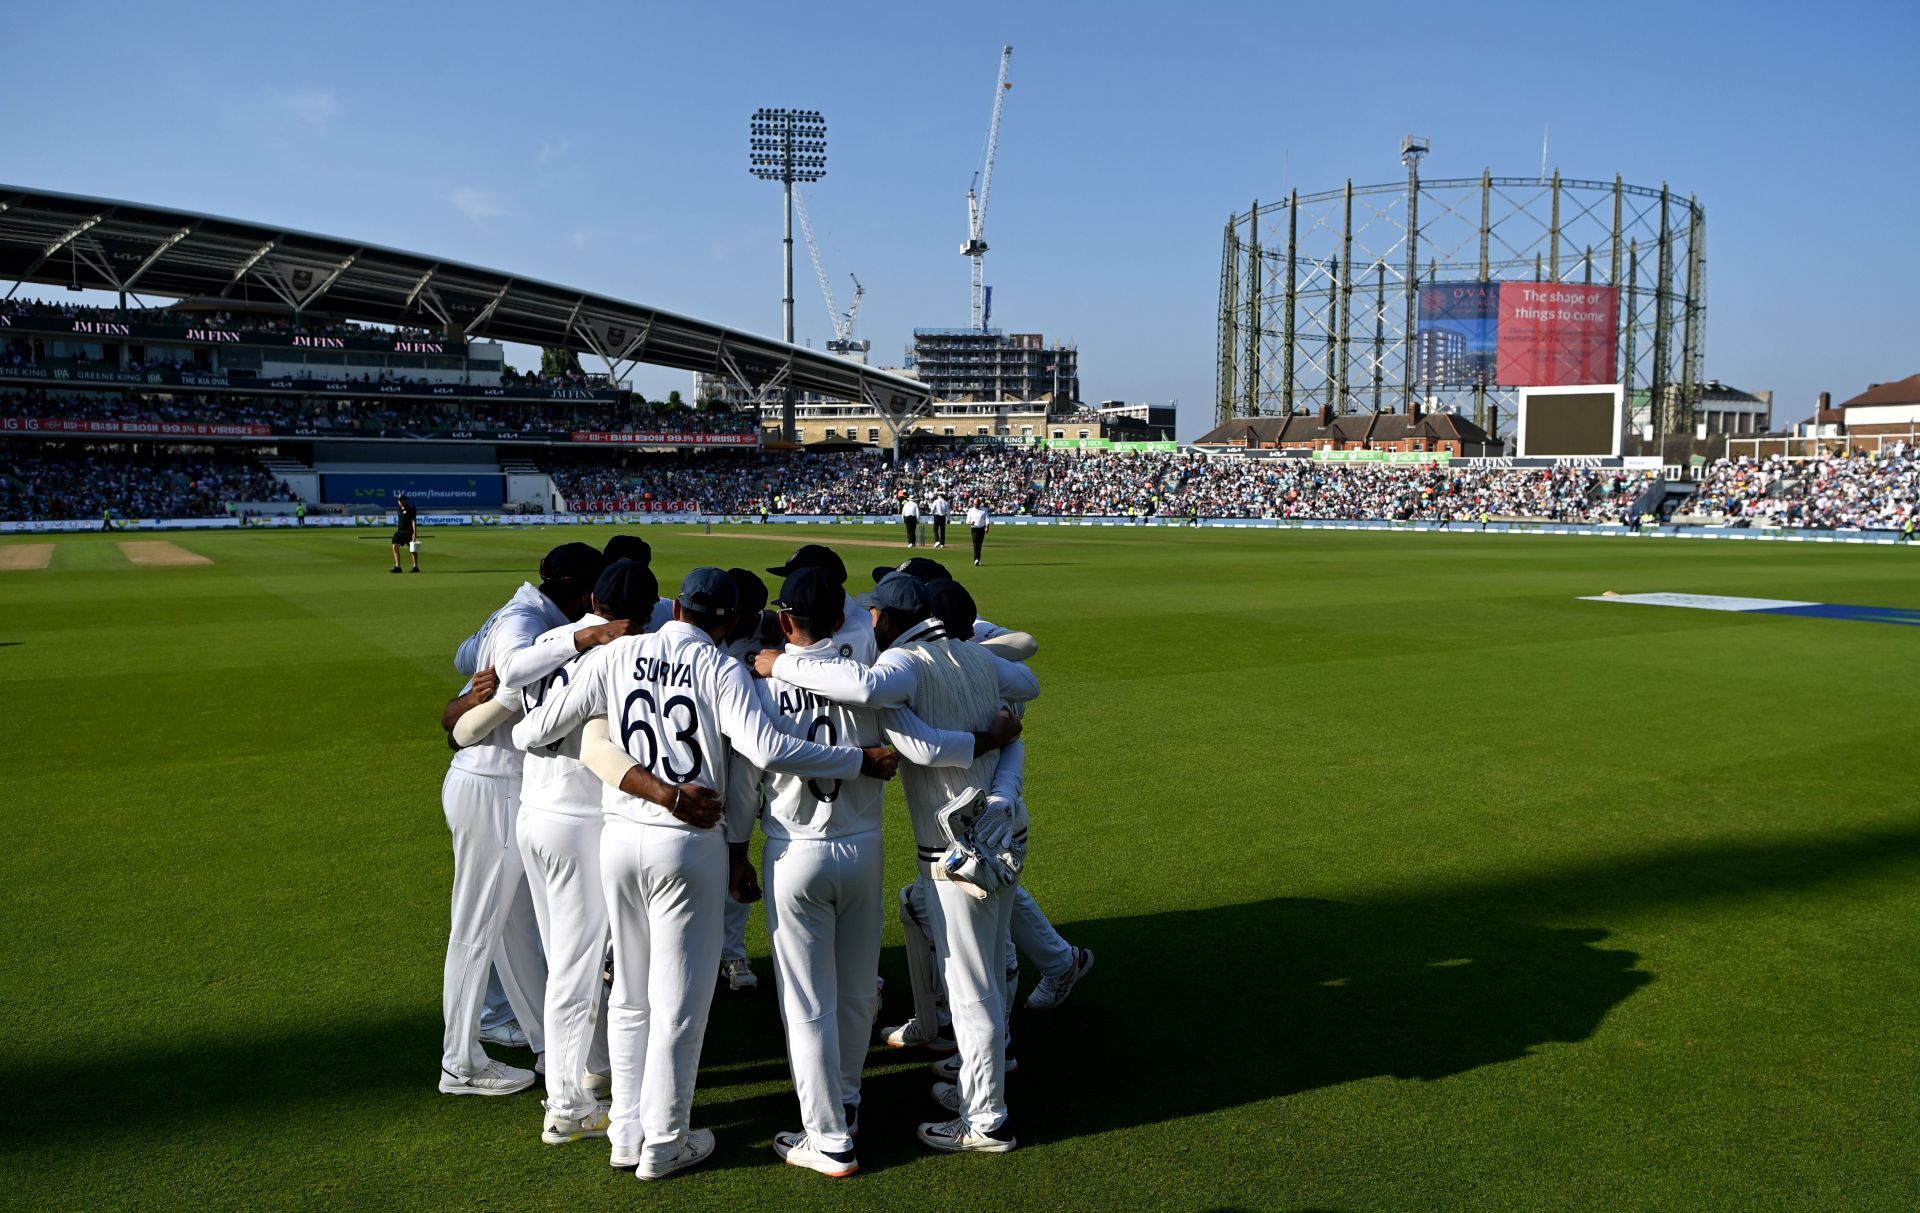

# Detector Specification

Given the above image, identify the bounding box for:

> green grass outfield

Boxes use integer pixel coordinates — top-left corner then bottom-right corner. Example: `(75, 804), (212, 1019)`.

(3, 524), (1917, 1212)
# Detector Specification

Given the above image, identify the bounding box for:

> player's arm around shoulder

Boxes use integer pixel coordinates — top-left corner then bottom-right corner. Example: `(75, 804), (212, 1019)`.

(768, 646), (916, 708)
(512, 642), (613, 751)
(717, 658), (890, 781)
(989, 649), (1041, 704)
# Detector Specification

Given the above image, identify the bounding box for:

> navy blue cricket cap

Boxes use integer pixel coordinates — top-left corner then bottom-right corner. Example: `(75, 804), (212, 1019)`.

(602, 534), (652, 567)
(766, 543), (848, 584)
(926, 578), (978, 641)
(593, 558), (658, 622)
(773, 566), (845, 620)
(870, 555), (951, 585)
(871, 570), (930, 616)
(725, 567), (769, 616)
(677, 566), (738, 619)
(540, 542), (606, 588)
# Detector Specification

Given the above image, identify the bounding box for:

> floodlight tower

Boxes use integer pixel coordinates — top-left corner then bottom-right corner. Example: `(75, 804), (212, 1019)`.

(750, 108), (827, 441)
(1400, 134), (1429, 412)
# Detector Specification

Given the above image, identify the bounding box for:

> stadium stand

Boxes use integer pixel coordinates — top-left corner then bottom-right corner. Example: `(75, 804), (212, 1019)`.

(0, 443), (295, 521)
(0, 389), (756, 437)
(8, 425), (1920, 530)
(539, 448), (1656, 522)
(1682, 447), (1920, 530)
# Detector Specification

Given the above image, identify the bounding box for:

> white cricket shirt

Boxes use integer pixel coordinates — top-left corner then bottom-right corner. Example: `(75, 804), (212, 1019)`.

(512, 620), (863, 832)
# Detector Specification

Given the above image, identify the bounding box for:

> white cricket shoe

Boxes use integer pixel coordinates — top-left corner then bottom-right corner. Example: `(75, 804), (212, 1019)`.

(917, 1116), (1016, 1154)
(880, 1018), (957, 1052)
(534, 1052), (546, 1075)
(635, 1128), (716, 1180)
(772, 1130), (859, 1178)
(438, 1058), (536, 1097)
(721, 957), (759, 992)
(931, 1081), (963, 1113)
(479, 1020), (529, 1049)
(541, 1100), (612, 1145)
(583, 1071), (612, 1098)
(931, 1053), (1018, 1079)
(1025, 946), (1094, 1011)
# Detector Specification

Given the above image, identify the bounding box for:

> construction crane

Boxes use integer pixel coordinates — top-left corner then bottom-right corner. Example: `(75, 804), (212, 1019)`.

(962, 45), (1013, 333)
(843, 273), (866, 351)
(793, 187), (869, 357)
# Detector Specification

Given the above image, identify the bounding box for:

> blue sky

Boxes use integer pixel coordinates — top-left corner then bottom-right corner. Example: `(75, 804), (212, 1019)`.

(4, 0), (1915, 438)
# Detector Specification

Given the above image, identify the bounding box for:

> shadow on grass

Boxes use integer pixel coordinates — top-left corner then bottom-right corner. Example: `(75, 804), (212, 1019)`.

(8, 823), (1918, 1171)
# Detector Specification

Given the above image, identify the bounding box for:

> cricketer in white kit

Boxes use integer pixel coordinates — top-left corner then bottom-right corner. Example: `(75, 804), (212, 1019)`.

(465, 559), (655, 1142)
(436, 542), (607, 1095)
(726, 568), (1022, 1176)
(713, 568), (782, 994)
(767, 572), (1039, 1152)
(513, 568), (896, 1180)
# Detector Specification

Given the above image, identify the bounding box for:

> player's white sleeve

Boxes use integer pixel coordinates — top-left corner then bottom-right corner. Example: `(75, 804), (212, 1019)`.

(512, 646), (610, 751)
(770, 648), (918, 708)
(992, 653), (1041, 704)
(715, 661), (863, 778)
(988, 738), (1026, 805)
(880, 705), (975, 768)
(453, 627), (484, 677)
(979, 631), (1038, 661)
(723, 747), (764, 845)
(972, 617), (1013, 641)
(452, 698), (519, 748)
(492, 610), (572, 689)
(495, 628), (584, 691)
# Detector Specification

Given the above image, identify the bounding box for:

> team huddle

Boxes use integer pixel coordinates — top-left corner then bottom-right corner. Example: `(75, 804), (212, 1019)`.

(432, 535), (1094, 1180)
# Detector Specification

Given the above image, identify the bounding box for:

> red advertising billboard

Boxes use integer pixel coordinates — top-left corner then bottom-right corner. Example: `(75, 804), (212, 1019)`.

(571, 431), (759, 446)
(1, 417), (272, 437)
(1495, 283), (1618, 386)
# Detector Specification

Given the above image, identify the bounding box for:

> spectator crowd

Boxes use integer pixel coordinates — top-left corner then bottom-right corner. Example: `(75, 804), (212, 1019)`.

(0, 444), (296, 522)
(8, 436), (1920, 531)
(0, 391), (756, 438)
(1685, 446), (1920, 530)
(544, 448), (1656, 523)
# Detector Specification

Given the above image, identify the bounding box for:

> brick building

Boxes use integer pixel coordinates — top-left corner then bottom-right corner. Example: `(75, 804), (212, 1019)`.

(1194, 405), (1501, 456)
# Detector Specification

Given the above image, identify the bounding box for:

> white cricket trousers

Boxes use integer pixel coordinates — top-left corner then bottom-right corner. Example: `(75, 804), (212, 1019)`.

(1012, 887), (1074, 977)
(763, 833), (884, 1156)
(902, 879), (1063, 1026)
(721, 893), (750, 964)
(924, 862), (1017, 1135)
(440, 768), (547, 1078)
(517, 807), (611, 1121)
(600, 818), (726, 1167)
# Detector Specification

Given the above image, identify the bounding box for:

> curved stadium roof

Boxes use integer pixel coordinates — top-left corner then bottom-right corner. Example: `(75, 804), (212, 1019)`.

(0, 184), (930, 411)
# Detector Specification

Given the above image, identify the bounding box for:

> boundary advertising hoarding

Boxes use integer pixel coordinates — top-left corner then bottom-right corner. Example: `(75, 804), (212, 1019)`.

(320, 472), (505, 509)
(1310, 450), (1452, 464)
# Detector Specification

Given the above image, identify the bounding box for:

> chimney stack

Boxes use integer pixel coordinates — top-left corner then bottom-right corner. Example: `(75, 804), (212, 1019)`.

(1319, 402), (1335, 429)
(1819, 391), (1831, 412)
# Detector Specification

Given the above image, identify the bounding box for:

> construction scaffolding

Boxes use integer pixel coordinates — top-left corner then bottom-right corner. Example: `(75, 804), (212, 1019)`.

(1216, 170), (1706, 441)
(908, 329), (1080, 403)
